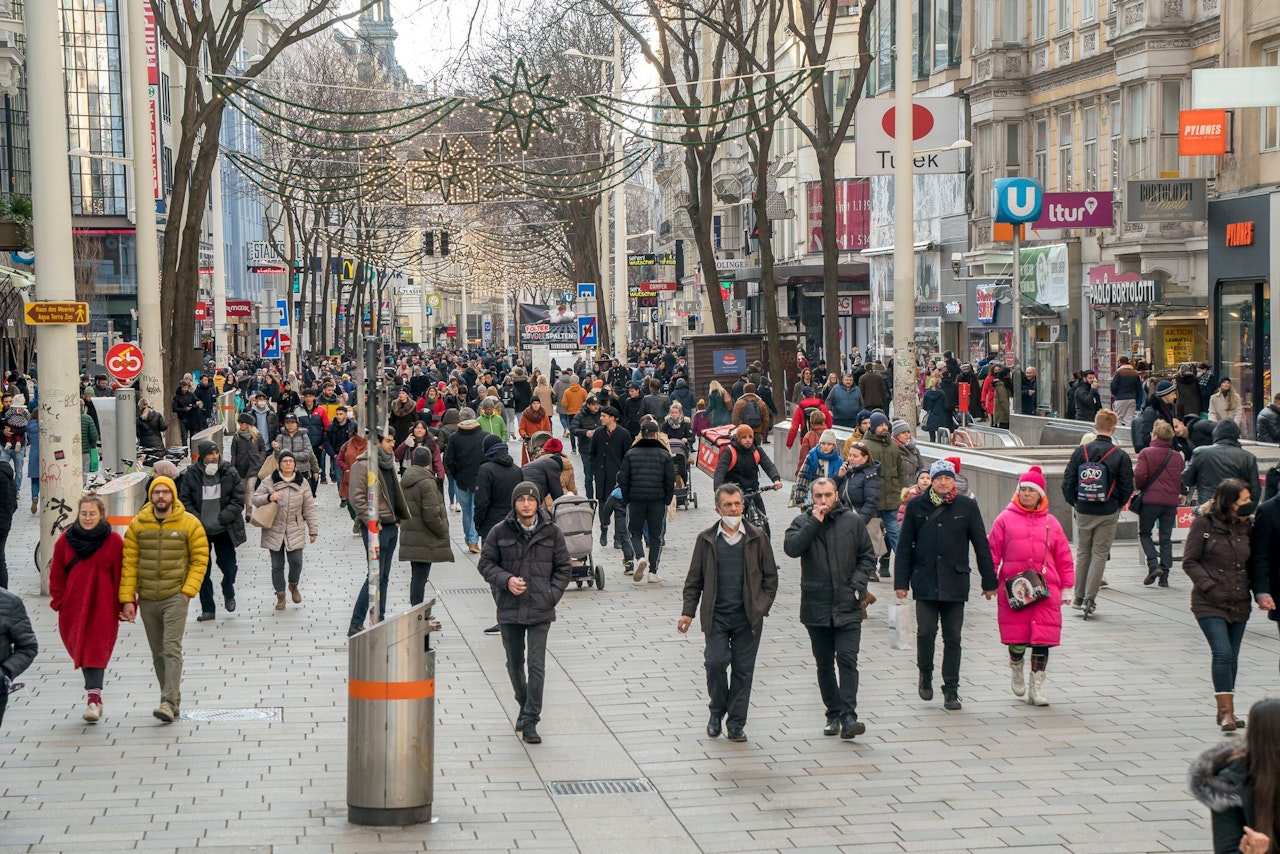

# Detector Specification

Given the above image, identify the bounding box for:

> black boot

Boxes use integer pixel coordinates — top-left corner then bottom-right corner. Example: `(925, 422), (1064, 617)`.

(823, 715), (840, 737)
(1158, 571), (1170, 588)
(918, 670), (934, 701)
(522, 722), (541, 744)
(839, 714), (866, 739)
(943, 689), (962, 711)
(707, 713), (723, 738)
(1143, 565), (1161, 586)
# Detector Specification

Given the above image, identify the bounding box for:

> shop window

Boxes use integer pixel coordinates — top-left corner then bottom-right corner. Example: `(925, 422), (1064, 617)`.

(1215, 281), (1270, 440)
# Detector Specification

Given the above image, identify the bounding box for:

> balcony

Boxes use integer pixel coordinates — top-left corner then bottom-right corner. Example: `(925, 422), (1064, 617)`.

(973, 48), (1028, 84)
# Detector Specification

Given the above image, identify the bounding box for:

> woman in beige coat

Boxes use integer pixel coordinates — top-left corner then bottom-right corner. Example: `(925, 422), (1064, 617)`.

(534, 374), (555, 414)
(251, 451), (319, 610)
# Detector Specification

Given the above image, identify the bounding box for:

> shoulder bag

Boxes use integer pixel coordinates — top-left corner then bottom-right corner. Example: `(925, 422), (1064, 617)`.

(250, 493), (279, 529)
(1005, 524), (1051, 611)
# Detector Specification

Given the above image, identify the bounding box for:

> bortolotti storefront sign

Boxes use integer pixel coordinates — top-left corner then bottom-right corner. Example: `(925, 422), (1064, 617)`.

(1087, 265), (1163, 305)
(1126, 179), (1208, 223)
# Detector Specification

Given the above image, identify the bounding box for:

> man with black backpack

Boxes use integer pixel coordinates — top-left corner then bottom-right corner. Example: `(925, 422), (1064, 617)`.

(1060, 409), (1134, 618)
(732, 383), (772, 443)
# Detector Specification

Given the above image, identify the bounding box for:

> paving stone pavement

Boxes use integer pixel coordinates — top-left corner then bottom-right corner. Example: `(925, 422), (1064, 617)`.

(1, 437), (1277, 853)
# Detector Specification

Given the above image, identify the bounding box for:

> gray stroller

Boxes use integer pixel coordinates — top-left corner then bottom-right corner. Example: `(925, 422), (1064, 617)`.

(552, 494), (606, 590)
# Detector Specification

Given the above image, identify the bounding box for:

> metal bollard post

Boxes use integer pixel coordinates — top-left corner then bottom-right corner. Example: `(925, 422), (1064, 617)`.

(347, 600), (441, 826)
(113, 387), (137, 474)
(97, 471), (150, 535)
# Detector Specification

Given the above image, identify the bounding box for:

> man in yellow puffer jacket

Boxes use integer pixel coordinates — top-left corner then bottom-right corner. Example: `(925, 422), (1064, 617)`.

(119, 476), (209, 723)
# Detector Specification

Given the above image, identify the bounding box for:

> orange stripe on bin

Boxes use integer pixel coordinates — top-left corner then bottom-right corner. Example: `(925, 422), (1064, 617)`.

(107, 515), (134, 526)
(349, 679), (435, 701)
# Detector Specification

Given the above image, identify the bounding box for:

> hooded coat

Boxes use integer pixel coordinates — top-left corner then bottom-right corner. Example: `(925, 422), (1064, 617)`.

(49, 524), (125, 668)
(399, 466), (454, 563)
(1188, 741), (1261, 854)
(670, 379), (696, 414)
(251, 470), (318, 552)
(1183, 420), (1261, 504)
(474, 442), (523, 538)
(988, 494), (1075, 646)
(477, 509), (573, 625)
(120, 477), (210, 602)
(522, 454), (565, 504)
(1183, 508), (1257, 623)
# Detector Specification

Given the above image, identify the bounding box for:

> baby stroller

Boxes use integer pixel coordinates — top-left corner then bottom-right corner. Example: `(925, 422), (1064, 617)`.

(669, 437), (698, 509)
(523, 429), (552, 465)
(551, 494), (606, 590)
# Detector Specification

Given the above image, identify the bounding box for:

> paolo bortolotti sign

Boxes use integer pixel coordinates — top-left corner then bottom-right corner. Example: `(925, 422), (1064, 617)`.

(1031, 192), (1114, 229)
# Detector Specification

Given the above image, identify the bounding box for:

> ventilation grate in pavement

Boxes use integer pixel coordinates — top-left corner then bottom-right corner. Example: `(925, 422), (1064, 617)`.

(182, 707), (283, 722)
(546, 778), (655, 797)
(433, 587), (492, 595)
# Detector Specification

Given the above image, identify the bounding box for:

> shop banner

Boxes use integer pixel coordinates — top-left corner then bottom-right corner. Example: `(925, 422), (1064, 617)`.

(1126, 179), (1208, 223)
(1033, 192), (1114, 229)
(519, 303), (579, 348)
(1163, 327), (1196, 365)
(807, 178), (871, 253)
(1018, 244), (1068, 308)
(1086, 265), (1163, 306)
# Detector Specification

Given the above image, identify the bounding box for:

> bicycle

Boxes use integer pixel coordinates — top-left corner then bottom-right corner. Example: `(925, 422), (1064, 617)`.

(739, 487), (772, 540)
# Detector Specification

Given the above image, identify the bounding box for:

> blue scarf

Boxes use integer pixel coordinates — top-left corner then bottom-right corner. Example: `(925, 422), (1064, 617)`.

(805, 446), (843, 480)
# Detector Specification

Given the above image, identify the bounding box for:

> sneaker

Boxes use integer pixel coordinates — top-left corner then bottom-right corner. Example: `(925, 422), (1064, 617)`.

(196, 612), (215, 622)
(83, 702), (102, 724)
(647, 573), (661, 583)
(153, 702), (176, 723)
(1100, 578), (1109, 589)
(468, 543), (481, 554)
(1071, 598), (1083, 609)
(452, 502), (462, 512)
(624, 559), (634, 576)
(633, 558), (648, 581)
(484, 624), (501, 635)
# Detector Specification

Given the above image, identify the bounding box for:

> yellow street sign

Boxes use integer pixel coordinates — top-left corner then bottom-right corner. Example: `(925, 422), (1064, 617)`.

(24, 301), (89, 325)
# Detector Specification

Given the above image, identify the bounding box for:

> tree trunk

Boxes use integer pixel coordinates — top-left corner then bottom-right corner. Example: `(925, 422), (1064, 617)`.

(749, 136), (786, 427)
(685, 147), (726, 333)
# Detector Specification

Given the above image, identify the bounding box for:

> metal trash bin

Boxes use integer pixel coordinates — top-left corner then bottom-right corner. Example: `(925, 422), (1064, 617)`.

(347, 600), (441, 826)
(97, 471), (151, 535)
(188, 424), (225, 462)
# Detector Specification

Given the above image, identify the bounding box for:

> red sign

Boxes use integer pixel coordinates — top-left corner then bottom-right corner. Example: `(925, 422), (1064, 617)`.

(1178, 109), (1227, 156)
(650, 281), (678, 292)
(807, 179), (871, 253)
(105, 341), (144, 383)
(279, 330), (292, 353)
(976, 285), (999, 324)
(446, 325), (457, 338)
(1226, 221), (1255, 246)
(142, 1), (161, 203)
(195, 300), (255, 319)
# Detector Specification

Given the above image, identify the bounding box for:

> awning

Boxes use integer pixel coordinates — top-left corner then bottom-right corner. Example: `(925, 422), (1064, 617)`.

(859, 241), (938, 258)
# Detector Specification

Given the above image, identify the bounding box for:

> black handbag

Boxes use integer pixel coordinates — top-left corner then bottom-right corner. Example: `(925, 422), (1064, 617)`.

(1130, 450), (1174, 516)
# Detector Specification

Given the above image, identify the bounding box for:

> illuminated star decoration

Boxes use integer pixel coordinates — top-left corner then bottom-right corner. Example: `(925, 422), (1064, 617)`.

(476, 59), (567, 151)
(413, 136), (481, 203)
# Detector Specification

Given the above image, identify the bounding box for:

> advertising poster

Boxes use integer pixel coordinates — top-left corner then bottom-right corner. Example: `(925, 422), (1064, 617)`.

(518, 303), (578, 348)
(1163, 327), (1196, 366)
(1019, 244), (1068, 308)
(713, 348), (747, 374)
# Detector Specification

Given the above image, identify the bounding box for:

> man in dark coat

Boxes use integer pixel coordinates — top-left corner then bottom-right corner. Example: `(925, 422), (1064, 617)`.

(1256, 392), (1280, 445)
(443, 407), (488, 554)
(475, 434), (523, 540)
(0, 585), (38, 726)
(678, 483), (778, 742)
(895, 459), (997, 711)
(521, 446), (565, 506)
(620, 383), (645, 437)
(1183, 418), (1261, 506)
(1248, 495), (1280, 642)
(324, 406), (357, 484)
(618, 420), (676, 582)
(477, 482), (572, 745)
(136, 399), (168, 449)
(590, 406), (632, 542)
(783, 477), (877, 739)
(0, 460), (14, 589)
(570, 396), (603, 500)
(177, 440), (247, 621)
(1072, 371), (1102, 424)
(1133, 379), (1182, 453)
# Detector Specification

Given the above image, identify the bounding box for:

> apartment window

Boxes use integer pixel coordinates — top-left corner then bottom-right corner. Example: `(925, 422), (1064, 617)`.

(1006, 122), (1022, 175)
(1033, 117), (1048, 184)
(1082, 0), (1097, 22)
(914, 0), (931, 79)
(1058, 0), (1073, 33)
(877, 3), (894, 91)
(63, 0), (128, 217)
(934, 0), (961, 69)
(1126, 84), (1147, 179)
(1263, 46), (1280, 151)
(825, 70), (855, 135)
(1003, 0), (1020, 43)
(1058, 112), (1074, 190)
(1033, 0), (1048, 41)
(160, 72), (171, 124)
(1082, 105), (1098, 189)
(976, 1), (993, 50)
(161, 145), (173, 197)
(1160, 80), (1182, 175)
(977, 124), (995, 217)
(1109, 95), (1121, 189)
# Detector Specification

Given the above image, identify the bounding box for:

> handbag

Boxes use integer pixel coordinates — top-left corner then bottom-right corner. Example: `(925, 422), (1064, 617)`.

(1004, 525), (1051, 611)
(249, 497), (279, 529)
(1129, 449), (1174, 516)
(257, 452), (279, 481)
(790, 469), (812, 507)
(865, 516), (888, 557)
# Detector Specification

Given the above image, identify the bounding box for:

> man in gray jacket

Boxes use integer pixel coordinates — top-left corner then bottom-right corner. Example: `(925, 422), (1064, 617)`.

(783, 477), (877, 739)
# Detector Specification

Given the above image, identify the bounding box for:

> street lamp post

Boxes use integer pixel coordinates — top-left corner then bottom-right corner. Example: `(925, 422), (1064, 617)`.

(891, 0), (917, 430)
(28, 0), (83, 594)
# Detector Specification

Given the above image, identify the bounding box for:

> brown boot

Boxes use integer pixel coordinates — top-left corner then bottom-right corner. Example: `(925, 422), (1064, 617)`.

(1215, 693), (1240, 732)
(275, 591), (286, 611)
(289, 583), (302, 604)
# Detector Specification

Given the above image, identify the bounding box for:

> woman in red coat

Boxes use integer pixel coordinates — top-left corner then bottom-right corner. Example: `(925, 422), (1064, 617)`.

(48, 493), (125, 724)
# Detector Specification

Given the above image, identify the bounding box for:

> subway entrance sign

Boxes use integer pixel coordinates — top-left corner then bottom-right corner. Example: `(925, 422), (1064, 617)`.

(24, 301), (89, 325)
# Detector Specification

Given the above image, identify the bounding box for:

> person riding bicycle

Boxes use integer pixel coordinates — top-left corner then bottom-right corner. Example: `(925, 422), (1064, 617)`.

(713, 425), (783, 528)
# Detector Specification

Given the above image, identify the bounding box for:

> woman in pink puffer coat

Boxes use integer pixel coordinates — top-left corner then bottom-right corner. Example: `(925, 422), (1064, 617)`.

(987, 465), (1075, 707)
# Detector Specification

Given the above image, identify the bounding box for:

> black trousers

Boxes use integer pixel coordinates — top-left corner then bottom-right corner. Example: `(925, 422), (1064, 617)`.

(916, 599), (966, 691)
(197, 531), (239, 614)
(806, 622), (862, 719)
(0, 525), (8, 589)
(704, 609), (761, 728)
(0, 686), (6, 727)
(1138, 503), (1177, 572)
(409, 561), (432, 606)
(501, 622), (550, 727)
(627, 500), (666, 573)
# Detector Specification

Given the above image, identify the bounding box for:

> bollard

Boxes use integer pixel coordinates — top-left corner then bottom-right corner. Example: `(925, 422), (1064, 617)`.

(96, 471), (151, 535)
(347, 600), (440, 826)
(113, 387), (137, 475)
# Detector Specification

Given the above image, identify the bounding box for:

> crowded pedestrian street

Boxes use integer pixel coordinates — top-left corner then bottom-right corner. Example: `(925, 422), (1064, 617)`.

(1, 435), (1272, 853)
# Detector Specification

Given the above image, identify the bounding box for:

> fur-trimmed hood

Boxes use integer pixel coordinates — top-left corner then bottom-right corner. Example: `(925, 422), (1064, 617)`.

(1188, 741), (1248, 813)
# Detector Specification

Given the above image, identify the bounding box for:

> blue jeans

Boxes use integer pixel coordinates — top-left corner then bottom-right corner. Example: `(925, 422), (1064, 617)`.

(351, 524), (399, 629)
(458, 488), (478, 546)
(447, 475), (458, 506)
(29, 477), (38, 501)
(878, 509), (901, 552)
(1196, 616), (1247, 692)
(2, 446), (24, 494)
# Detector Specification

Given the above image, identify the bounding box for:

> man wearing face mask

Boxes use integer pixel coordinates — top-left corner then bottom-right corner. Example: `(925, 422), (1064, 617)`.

(678, 483), (779, 743)
(249, 392), (279, 442)
(177, 442), (246, 622)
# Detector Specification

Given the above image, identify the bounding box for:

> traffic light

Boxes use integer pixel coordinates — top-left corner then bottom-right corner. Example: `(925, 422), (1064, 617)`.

(440, 231), (450, 256)
(423, 230), (435, 256)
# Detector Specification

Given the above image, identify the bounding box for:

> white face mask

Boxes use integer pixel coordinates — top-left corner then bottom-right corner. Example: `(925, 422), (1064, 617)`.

(720, 514), (742, 530)
(204, 463), (219, 476)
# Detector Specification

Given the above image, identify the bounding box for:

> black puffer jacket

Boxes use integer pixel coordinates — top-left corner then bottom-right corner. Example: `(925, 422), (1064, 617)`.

(176, 461), (247, 547)
(0, 587), (37, 681)
(570, 406), (601, 447)
(444, 423), (488, 490)
(1188, 742), (1258, 854)
(1256, 403), (1280, 445)
(836, 461), (881, 522)
(324, 417), (357, 459)
(1183, 420), (1261, 504)
(137, 409), (167, 448)
(895, 492), (997, 602)
(230, 428), (267, 480)
(783, 503), (877, 627)
(474, 444), (523, 538)
(618, 437), (676, 504)
(521, 455), (564, 504)
(477, 510), (572, 625)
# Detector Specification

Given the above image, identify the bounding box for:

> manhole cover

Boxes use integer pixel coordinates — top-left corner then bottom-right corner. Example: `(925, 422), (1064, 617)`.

(182, 708), (283, 722)
(433, 587), (491, 595)
(546, 779), (654, 796)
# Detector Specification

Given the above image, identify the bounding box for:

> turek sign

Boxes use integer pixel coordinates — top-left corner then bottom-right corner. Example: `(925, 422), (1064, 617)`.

(1032, 192), (1114, 229)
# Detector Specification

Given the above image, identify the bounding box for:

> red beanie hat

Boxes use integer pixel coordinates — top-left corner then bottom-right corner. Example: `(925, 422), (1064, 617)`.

(1018, 465), (1047, 497)
(542, 437), (563, 454)
(946, 456), (962, 474)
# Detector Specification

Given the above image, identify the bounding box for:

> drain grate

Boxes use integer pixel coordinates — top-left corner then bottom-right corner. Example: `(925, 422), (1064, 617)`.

(433, 587), (492, 595)
(546, 778), (655, 797)
(182, 707), (283, 722)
